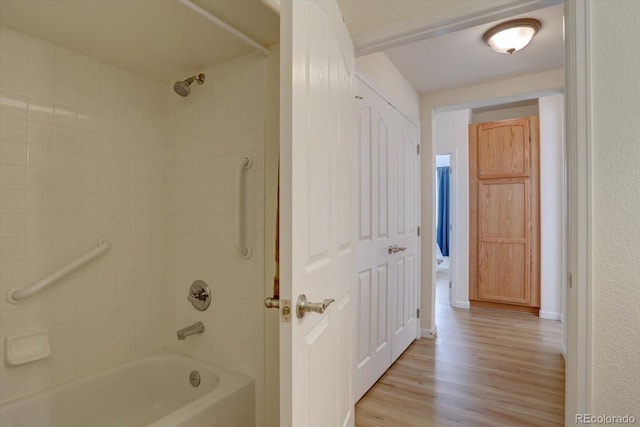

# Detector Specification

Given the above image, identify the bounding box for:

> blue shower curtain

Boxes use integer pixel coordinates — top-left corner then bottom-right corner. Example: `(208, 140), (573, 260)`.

(436, 167), (450, 256)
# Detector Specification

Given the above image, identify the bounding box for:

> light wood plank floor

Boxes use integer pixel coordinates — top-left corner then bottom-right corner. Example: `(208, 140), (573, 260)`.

(355, 269), (565, 427)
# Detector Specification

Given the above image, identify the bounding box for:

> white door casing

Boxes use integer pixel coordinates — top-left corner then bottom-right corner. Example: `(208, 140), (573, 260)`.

(354, 78), (420, 400)
(280, 1), (356, 426)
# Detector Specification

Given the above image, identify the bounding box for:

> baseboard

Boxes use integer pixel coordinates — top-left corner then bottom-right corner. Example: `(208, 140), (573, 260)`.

(421, 325), (437, 339)
(452, 300), (470, 309)
(539, 310), (563, 321)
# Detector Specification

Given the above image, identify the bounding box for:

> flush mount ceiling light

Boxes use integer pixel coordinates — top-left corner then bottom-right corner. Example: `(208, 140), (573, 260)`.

(482, 18), (542, 55)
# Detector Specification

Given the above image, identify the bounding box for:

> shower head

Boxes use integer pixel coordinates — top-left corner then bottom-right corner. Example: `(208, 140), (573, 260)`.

(173, 73), (206, 97)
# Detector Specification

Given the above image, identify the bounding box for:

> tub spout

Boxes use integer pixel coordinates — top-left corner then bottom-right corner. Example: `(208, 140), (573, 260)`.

(177, 322), (204, 340)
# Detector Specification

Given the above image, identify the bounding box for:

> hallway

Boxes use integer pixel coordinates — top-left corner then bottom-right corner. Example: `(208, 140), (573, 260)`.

(354, 268), (565, 426)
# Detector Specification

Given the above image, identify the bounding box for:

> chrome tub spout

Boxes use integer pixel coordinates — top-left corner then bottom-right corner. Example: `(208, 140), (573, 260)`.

(177, 322), (204, 340)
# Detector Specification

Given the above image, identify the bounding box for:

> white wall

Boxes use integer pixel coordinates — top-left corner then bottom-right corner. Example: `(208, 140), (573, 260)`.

(0, 26), (166, 403)
(355, 52), (419, 124)
(472, 103), (539, 123)
(590, 1), (640, 415)
(435, 155), (450, 168)
(434, 109), (471, 309)
(420, 68), (564, 335)
(538, 94), (564, 321)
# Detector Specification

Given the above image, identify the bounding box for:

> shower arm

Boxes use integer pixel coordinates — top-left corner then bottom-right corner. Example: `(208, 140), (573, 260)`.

(184, 74), (205, 85)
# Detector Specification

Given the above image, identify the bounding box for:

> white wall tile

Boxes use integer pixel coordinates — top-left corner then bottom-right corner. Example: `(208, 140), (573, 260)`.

(1, 116), (28, 142)
(0, 164), (26, 189)
(0, 28), (267, 426)
(53, 103), (77, 129)
(0, 91), (28, 119)
(28, 98), (55, 124)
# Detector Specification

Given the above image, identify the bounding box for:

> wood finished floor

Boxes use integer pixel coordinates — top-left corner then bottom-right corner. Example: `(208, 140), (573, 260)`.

(354, 269), (565, 427)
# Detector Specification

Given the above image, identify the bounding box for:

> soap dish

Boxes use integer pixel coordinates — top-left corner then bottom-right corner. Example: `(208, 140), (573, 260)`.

(4, 329), (52, 366)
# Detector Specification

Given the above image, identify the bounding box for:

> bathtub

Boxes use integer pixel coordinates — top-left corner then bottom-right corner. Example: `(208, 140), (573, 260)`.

(0, 352), (254, 427)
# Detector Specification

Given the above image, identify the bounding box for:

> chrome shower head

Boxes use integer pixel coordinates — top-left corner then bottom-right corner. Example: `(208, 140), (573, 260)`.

(173, 80), (191, 97)
(173, 73), (205, 97)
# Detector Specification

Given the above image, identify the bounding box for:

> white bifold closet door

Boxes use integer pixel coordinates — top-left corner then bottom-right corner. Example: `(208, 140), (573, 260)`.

(355, 78), (420, 401)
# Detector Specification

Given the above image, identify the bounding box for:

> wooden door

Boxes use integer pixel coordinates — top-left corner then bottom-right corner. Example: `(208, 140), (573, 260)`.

(469, 117), (540, 314)
(280, 1), (355, 425)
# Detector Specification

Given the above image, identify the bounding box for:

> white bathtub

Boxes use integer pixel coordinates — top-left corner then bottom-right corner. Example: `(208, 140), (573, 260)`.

(0, 352), (254, 427)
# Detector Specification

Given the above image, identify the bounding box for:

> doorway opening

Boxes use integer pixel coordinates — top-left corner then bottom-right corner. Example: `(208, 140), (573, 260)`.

(435, 153), (453, 307)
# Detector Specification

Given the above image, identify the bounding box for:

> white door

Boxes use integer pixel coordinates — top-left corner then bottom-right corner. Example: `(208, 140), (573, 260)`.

(354, 80), (420, 399)
(389, 112), (420, 361)
(354, 81), (393, 400)
(280, 1), (355, 426)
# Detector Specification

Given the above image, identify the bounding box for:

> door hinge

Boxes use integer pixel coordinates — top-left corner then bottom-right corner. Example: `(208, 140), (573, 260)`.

(449, 281), (452, 289)
(417, 226), (421, 236)
(417, 308), (420, 318)
(416, 144), (420, 155)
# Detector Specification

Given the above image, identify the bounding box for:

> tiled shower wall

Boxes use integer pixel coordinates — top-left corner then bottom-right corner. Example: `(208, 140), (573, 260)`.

(0, 26), (267, 424)
(162, 54), (266, 426)
(0, 26), (167, 403)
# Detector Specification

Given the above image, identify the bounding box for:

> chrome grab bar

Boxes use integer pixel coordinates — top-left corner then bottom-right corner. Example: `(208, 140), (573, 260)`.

(6, 238), (111, 304)
(236, 155), (253, 259)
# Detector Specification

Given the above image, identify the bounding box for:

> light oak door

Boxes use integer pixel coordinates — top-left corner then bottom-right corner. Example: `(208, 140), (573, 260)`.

(354, 79), (420, 401)
(280, 1), (355, 425)
(469, 117), (540, 314)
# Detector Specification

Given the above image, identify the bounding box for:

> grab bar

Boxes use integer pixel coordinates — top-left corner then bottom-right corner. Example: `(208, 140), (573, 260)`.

(6, 238), (111, 304)
(236, 156), (253, 259)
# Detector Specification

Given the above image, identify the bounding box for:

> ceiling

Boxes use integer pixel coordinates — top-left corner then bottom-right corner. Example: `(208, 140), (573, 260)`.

(381, 3), (565, 94)
(338, 0), (521, 44)
(0, 0), (279, 84)
(0, 0), (563, 93)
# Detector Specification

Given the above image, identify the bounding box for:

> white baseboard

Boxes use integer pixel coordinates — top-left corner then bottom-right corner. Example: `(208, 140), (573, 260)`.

(452, 300), (470, 309)
(539, 310), (563, 321)
(421, 325), (437, 339)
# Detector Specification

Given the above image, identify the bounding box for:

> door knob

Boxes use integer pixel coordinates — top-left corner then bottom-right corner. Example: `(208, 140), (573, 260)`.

(296, 294), (335, 319)
(388, 244), (407, 254)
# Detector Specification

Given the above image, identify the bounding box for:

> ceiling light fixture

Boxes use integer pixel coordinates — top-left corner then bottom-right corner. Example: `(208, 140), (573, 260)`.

(482, 18), (542, 55)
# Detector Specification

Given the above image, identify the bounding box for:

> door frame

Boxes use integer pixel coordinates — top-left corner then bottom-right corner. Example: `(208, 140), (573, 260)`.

(435, 152), (455, 306)
(563, 0), (592, 422)
(310, 0), (590, 423)
(417, 1), (591, 422)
